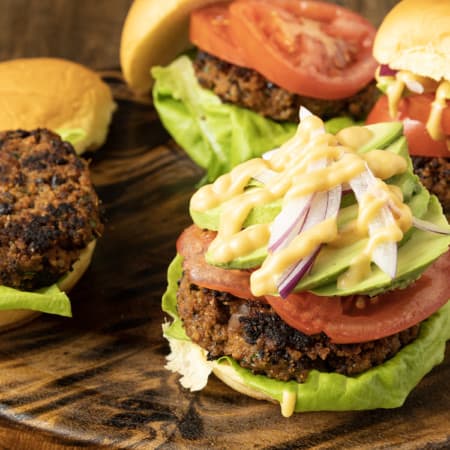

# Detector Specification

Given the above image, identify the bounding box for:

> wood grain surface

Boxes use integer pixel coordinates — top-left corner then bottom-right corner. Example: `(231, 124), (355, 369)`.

(1, 1), (448, 449)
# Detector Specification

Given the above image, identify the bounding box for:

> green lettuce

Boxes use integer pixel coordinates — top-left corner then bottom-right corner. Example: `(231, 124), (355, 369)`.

(56, 128), (87, 148)
(152, 56), (353, 183)
(162, 254), (450, 414)
(152, 56), (295, 182)
(0, 283), (71, 317)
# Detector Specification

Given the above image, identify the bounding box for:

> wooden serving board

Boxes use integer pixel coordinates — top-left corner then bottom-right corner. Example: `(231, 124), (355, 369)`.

(0, 74), (448, 450)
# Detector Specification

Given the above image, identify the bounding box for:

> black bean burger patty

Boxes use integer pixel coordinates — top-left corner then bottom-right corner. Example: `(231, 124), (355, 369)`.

(0, 129), (103, 290)
(177, 273), (419, 383)
(412, 156), (450, 217)
(193, 51), (378, 122)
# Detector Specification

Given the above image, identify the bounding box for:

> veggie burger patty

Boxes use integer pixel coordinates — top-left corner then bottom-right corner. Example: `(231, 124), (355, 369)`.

(0, 129), (103, 291)
(193, 51), (378, 122)
(177, 229), (420, 383)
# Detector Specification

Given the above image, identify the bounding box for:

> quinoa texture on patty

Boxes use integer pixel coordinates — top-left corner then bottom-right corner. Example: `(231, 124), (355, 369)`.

(193, 51), (378, 122)
(0, 129), (103, 291)
(177, 272), (419, 383)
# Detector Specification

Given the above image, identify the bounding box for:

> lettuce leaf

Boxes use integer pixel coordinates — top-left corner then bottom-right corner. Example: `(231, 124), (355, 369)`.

(153, 56), (316, 183)
(162, 254), (450, 414)
(0, 283), (71, 317)
(152, 56), (358, 183)
(55, 128), (87, 147)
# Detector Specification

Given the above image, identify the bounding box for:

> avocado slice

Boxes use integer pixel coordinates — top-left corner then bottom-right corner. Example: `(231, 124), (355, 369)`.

(197, 122), (449, 298)
(191, 196), (282, 232)
(358, 122), (403, 153)
(192, 122), (407, 232)
(204, 135), (428, 269)
(311, 195), (450, 296)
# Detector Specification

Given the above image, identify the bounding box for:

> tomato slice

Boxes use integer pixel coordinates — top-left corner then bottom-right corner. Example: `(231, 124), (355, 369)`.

(366, 95), (450, 157)
(227, 0), (377, 99)
(190, 2), (249, 68)
(177, 225), (261, 301)
(178, 225), (449, 344)
(266, 252), (450, 344)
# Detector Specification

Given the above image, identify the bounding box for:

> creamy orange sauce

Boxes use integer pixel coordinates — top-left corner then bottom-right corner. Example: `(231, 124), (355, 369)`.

(190, 114), (412, 296)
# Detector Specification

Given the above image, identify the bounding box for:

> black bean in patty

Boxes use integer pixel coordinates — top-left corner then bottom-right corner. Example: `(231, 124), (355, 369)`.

(0, 129), (103, 290)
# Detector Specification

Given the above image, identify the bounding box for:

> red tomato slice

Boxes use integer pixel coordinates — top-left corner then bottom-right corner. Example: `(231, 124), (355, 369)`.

(190, 2), (249, 68)
(266, 252), (450, 344)
(177, 225), (261, 301)
(178, 225), (449, 344)
(228, 0), (377, 99)
(366, 95), (450, 157)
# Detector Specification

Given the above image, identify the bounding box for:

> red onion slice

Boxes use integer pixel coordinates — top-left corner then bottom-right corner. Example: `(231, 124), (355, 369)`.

(269, 158), (328, 252)
(269, 195), (312, 252)
(278, 246), (320, 299)
(349, 166), (398, 279)
(404, 79), (424, 94)
(412, 217), (450, 235)
(276, 185), (342, 298)
(252, 168), (277, 185)
(379, 64), (397, 77)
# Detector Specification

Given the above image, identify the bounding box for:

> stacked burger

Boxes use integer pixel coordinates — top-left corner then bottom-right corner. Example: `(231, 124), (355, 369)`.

(121, 0), (379, 181)
(366, 0), (450, 214)
(119, 0), (450, 416)
(162, 110), (449, 416)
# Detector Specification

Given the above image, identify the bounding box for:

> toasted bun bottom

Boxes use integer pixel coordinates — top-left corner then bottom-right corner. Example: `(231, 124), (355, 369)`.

(0, 240), (96, 332)
(212, 364), (274, 403)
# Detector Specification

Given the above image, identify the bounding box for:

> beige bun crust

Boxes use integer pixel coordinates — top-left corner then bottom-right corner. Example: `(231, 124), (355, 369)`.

(212, 364), (275, 403)
(120, 0), (218, 94)
(0, 58), (116, 154)
(373, 0), (450, 81)
(0, 240), (96, 332)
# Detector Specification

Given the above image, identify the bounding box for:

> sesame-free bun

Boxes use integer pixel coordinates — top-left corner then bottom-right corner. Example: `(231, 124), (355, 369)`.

(120, 0), (218, 94)
(373, 0), (450, 82)
(0, 58), (116, 154)
(0, 240), (96, 332)
(212, 363), (275, 403)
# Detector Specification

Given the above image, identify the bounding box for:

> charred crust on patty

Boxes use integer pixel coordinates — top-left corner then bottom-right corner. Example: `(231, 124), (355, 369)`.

(0, 129), (103, 290)
(177, 272), (419, 383)
(193, 51), (378, 122)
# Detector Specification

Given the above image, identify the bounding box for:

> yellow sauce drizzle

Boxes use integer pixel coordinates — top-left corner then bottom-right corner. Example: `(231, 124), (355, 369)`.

(382, 69), (449, 151)
(190, 115), (412, 296)
(426, 80), (450, 142)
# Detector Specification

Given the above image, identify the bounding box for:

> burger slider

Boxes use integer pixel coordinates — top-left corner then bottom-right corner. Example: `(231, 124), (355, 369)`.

(0, 58), (113, 330)
(366, 0), (450, 214)
(163, 110), (450, 417)
(121, 0), (379, 181)
(0, 129), (103, 331)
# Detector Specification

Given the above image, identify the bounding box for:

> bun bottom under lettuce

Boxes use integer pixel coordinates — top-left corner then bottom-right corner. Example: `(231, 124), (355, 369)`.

(162, 254), (450, 417)
(0, 240), (96, 331)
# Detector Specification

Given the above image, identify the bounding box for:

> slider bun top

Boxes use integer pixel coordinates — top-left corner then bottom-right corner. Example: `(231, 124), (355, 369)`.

(373, 0), (450, 81)
(0, 58), (116, 154)
(120, 0), (218, 94)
